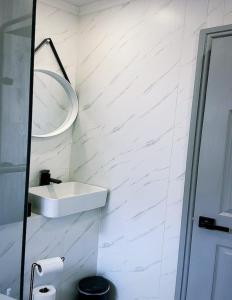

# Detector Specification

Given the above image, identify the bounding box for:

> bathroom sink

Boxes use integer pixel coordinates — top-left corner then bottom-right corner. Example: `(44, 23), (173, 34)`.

(29, 182), (108, 218)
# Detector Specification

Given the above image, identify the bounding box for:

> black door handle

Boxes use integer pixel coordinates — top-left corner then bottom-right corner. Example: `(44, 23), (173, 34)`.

(198, 216), (230, 233)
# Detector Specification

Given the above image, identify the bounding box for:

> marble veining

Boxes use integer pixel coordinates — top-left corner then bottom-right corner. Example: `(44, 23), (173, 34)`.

(69, 0), (232, 299)
(30, 0), (79, 186)
(23, 211), (100, 300)
(2, 1), (232, 299)
(25, 2), (100, 300)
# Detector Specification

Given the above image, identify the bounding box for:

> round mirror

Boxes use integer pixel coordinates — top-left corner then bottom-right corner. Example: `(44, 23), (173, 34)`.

(32, 69), (78, 138)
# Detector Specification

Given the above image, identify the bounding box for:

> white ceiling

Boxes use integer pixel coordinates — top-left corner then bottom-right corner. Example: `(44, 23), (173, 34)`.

(47, 0), (128, 15)
(65, 0), (97, 7)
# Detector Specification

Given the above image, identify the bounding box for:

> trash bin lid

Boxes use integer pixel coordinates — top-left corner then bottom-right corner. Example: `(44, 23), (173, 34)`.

(78, 276), (110, 295)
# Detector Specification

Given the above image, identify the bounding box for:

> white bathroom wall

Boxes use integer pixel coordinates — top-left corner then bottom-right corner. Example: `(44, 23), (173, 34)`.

(24, 2), (100, 300)
(29, 0), (79, 186)
(0, 210), (100, 299)
(24, 210), (100, 300)
(70, 0), (232, 299)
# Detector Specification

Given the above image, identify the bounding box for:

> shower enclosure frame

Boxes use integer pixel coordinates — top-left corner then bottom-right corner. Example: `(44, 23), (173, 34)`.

(0, 0), (37, 298)
(20, 0), (37, 298)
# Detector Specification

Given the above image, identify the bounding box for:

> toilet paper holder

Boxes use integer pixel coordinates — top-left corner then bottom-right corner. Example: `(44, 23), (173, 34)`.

(29, 257), (65, 300)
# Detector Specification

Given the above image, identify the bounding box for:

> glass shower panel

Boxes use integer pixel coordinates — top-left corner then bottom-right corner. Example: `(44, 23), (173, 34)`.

(0, 0), (35, 299)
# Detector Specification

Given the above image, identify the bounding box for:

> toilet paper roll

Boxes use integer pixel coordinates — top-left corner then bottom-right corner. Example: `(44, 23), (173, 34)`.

(36, 257), (64, 277)
(33, 285), (56, 300)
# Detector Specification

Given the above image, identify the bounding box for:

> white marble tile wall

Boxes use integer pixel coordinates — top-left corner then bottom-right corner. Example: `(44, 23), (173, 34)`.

(24, 2), (100, 300)
(2, 0), (231, 299)
(24, 210), (100, 300)
(0, 210), (100, 299)
(70, 0), (232, 299)
(29, 0), (79, 186)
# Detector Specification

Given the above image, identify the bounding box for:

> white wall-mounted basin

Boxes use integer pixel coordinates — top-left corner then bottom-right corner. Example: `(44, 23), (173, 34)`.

(29, 182), (108, 218)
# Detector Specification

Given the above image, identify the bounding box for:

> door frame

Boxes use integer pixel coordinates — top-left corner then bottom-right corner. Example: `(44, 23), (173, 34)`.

(175, 24), (232, 300)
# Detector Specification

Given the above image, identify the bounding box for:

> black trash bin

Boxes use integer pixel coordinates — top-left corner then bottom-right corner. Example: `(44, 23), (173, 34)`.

(77, 276), (110, 299)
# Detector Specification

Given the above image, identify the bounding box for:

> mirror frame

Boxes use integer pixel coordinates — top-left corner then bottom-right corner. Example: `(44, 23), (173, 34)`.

(32, 69), (78, 138)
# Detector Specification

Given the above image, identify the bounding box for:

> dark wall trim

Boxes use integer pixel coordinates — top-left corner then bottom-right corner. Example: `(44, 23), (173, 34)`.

(175, 24), (232, 300)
